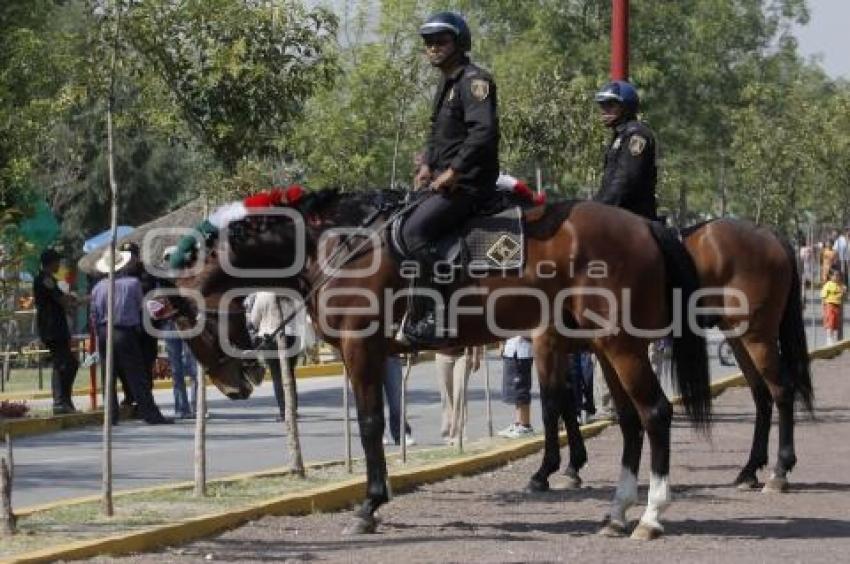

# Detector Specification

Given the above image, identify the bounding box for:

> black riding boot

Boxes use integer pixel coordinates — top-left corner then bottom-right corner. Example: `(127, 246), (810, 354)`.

(398, 278), (445, 347)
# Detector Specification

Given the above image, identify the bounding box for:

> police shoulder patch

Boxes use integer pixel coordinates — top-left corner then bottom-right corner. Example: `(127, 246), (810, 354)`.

(470, 79), (489, 101)
(628, 135), (647, 156)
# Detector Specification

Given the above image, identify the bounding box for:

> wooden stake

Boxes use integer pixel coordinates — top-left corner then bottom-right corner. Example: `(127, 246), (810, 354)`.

(0, 457), (14, 536)
(278, 334), (304, 477)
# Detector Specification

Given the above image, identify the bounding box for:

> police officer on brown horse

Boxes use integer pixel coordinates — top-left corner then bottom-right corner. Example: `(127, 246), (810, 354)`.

(399, 11), (499, 347)
(593, 80), (658, 221)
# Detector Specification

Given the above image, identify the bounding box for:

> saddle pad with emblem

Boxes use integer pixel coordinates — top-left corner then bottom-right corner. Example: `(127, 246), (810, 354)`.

(461, 205), (524, 273)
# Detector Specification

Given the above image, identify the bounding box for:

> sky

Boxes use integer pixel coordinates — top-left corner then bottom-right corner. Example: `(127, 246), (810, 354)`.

(791, 0), (849, 78)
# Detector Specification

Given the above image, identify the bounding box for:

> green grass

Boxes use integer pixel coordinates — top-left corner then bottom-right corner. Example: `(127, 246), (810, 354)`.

(0, 366), (90, 395)
(0, 435), (520, 559)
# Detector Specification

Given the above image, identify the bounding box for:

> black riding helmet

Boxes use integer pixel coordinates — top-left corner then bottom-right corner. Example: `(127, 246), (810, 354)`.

(419, 11), (471, 53)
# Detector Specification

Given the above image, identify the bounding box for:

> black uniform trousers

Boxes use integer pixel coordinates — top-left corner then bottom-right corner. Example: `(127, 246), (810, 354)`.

(97, 326), (165, 423)
(46, 339), (79, 409)
(401, 187), (483, 266)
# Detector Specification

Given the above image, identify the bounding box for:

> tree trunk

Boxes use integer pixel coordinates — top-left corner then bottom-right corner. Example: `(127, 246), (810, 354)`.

(193, 363), (207, 497)
(0, 457), (14, 536)
(278, 334), (304, 477)
(4, 433), (11, 484)
(343, 367), (352, 473)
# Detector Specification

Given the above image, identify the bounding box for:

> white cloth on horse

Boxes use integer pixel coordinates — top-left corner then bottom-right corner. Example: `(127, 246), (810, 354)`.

(246, 291), (315, 353)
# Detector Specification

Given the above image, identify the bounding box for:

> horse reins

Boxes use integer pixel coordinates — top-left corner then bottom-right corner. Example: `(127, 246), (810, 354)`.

(259, 192), (427, 343)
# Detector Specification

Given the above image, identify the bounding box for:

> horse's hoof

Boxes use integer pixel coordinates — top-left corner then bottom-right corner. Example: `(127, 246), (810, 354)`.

(762, 475), (789, 494)
(733, 474), (759, 491)
(342, 515), (377, 535)
(562, 468), (583, 489)
(598, 517), (627, 537)
(630, 521), (663, 541)
(526, 477), (550, 493)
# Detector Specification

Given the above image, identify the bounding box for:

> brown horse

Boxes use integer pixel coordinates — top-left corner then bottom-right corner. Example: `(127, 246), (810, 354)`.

(165, 189), (712, 539)
(531, 218), (814, 497)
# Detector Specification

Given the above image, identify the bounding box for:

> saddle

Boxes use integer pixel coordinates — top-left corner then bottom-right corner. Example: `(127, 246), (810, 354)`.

(389, 194), (526, 275)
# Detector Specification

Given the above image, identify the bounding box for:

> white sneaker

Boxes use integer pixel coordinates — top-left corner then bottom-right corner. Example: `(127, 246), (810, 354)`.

(498, 423), (519, 438)
(504, 424), (534, 439)
(382, 435), (391, 445)
(404, 434), (416, 446)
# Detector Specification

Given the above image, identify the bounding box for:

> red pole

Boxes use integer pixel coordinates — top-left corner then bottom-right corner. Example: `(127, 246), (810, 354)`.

(611, 0), (629, 80)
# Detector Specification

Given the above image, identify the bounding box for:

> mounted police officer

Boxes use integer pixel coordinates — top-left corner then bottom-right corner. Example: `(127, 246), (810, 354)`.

(399, 11), (500, 346)
(33, 248), (80, 414)
(593, 80), (658, 220)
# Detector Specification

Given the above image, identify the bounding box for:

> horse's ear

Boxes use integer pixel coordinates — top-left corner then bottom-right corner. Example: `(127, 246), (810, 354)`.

(299, 189), (338, 215)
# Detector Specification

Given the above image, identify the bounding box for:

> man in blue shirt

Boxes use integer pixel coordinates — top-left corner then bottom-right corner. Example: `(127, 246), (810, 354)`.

(91, 248), (171, 425)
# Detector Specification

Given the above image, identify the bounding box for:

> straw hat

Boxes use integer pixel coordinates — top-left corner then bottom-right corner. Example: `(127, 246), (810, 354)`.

(95, 248), (133, 274)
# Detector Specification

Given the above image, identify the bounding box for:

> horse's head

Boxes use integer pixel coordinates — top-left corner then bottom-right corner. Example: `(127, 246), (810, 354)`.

(163, 189), (319, 399)
(166, 262), (264, 400)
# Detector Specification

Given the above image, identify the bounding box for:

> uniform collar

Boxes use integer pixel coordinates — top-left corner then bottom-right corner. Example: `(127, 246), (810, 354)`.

(443, 57), (470, 82)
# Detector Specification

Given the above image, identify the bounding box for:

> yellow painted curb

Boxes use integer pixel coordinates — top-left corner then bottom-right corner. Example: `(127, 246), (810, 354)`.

(0, 362), (348, 402)
(3, 420), (612, 563)
(1, 411), (101, 438)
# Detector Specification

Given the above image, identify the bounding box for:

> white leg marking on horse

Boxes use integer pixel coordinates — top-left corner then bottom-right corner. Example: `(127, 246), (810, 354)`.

(639, 472), (670, 530)
(609, 466), (638, 524)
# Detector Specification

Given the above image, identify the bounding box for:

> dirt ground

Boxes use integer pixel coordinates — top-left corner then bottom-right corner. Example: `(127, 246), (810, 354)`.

(99, 353), (850, 564)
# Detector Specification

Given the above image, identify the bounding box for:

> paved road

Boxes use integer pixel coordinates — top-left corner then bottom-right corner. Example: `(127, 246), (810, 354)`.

(11, 297), (847, 509)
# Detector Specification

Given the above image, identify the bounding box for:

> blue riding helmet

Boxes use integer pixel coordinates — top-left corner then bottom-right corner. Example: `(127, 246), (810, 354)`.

(419, 11), (472, 53)
(595, 80), (640, 114)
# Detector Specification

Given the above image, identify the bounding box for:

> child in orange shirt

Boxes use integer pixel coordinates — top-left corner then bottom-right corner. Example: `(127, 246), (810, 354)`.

(822, 269), (845, 345)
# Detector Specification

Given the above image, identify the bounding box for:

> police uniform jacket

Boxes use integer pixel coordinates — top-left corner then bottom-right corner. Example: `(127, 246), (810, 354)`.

(594, 118), (658, 220)
(33, 269), (71, 344)
(426, 60), (499, 191)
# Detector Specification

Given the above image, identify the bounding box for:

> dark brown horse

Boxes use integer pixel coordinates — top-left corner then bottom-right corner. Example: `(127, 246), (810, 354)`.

(531, 218), (814, 497)
(166, 189), (712, 539)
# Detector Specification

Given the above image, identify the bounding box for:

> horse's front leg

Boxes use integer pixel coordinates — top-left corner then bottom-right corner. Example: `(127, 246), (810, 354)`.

(528, 333), (581, 491)
(343, 341), (389, 534)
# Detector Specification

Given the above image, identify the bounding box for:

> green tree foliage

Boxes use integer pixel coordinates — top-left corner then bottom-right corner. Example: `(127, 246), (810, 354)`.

(124, 0), (340, 173)
(291, 0), (431, 190)
(0, 1), (77, 217)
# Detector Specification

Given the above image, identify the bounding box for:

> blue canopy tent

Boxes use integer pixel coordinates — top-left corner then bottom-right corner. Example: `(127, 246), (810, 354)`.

(82, 226), (135, 254)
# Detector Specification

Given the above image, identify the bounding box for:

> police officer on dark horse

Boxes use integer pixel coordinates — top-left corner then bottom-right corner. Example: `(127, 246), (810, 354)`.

(400, 11), (499, 347)
(167, 12), (715, 541)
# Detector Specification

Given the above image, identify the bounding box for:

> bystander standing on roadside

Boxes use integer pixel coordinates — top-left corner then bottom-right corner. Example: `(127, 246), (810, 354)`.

(383, 355), (415, 446)
(498, 336), (534, 438)
(822, 268), (845, 345)
(91, 248), (171, 425)
(33, 249), (84, 414)
(833, 229), (848, 284)
(435, 346), (482, 444)
(821, 238), (837, 284)
(246, 292), (313, 422)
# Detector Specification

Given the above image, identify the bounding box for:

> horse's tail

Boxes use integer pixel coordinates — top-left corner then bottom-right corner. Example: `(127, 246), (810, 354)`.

(648, 222), (712, 433)
(778, 236), (814, 414)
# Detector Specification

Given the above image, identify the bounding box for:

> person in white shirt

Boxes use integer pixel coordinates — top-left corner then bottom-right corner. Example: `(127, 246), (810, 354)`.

(498, 336), (534, 438)
(246, 292), (314, 421)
